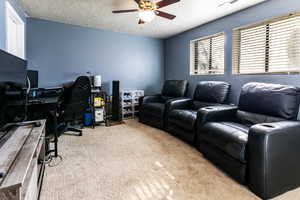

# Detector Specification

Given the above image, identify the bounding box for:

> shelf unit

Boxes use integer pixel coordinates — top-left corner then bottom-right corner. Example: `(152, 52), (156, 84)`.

(91, 87), (108, 127)
(121, 90), (144, 120)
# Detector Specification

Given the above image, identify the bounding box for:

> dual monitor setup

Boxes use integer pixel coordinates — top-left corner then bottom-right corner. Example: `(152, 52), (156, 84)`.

(0, 48), (122, 132)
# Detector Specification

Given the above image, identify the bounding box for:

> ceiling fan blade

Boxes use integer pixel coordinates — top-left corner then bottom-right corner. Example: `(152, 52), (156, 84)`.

(112, 9), (138, 13)
(138, 19), (145, 24)
(218, 0), (239, 7)
(156, 0), (180, 9)
(155, 10), (176, 20)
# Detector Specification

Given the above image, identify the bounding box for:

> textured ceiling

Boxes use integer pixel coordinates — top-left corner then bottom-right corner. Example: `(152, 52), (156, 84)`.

(18, 0), (267, 38)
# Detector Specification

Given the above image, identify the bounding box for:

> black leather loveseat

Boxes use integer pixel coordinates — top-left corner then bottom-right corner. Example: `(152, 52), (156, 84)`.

(196, 82), (300, 199)
(166, 81), (230, 144)
(139, 80), (188, 129)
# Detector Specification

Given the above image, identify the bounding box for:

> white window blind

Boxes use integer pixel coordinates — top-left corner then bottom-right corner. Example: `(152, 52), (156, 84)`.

(190, 33), (224, 75)
(233, 13), (300, 74)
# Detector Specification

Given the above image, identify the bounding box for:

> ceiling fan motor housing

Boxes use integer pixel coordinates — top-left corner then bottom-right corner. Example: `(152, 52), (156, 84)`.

(139, 1), (157, 11)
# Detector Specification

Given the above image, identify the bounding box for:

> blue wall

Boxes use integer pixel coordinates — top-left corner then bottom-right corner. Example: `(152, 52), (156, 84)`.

(26, 18), (164, 94)
(0, 0), (27, 51)
(165, 0), (300, 105)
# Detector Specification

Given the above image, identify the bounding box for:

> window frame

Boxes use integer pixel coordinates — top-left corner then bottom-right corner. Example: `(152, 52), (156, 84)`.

(232, 12), (300, 75)
(189, 32), (225, 76)
(5, 0), (25, 59)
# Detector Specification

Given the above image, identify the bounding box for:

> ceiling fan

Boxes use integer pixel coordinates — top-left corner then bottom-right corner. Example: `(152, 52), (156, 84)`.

(218, 0), (239, 7)
(112, 0), (180, 24)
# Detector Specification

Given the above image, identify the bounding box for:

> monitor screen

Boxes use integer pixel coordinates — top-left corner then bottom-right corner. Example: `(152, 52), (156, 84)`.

(0, 50), (27, 86)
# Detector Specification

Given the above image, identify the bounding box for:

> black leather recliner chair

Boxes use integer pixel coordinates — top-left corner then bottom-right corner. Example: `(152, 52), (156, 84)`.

(196, 82), (300, 199)
(139, 80), (188, 129)
(166, 81), (230, 144)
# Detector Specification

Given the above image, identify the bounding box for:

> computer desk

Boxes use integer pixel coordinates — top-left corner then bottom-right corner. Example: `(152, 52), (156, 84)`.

(7, 96), (61, 157)
(28, 97), (61, 157)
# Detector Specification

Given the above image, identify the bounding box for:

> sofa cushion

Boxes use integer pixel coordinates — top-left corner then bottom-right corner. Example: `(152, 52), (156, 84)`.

(161, 80), (188, 97)
(193, 81), (230, 103)
(236, 110), (285, 126)
(168, 109), (197, 131)
(199, 122), (249, 163)
(239, 82), (300, 120)
(141, 103), (165, 118)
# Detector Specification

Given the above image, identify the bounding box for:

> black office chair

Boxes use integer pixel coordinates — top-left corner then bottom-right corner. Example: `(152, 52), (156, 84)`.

(58, 76), (91, 136)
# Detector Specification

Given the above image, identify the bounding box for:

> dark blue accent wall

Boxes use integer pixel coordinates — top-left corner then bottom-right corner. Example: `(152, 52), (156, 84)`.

(0, 0), (27, 51)
(165, 0), (300, 106)
(26, 18), (164, 94)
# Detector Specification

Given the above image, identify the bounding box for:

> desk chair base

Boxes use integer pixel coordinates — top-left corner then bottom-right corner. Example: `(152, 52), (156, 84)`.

(57, 123), (83, 137)
(66, 127), (82, 136)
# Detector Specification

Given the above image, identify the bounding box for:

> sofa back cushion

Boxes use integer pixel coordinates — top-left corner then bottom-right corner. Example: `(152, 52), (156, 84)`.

(236, 110), (285, 126)
(193, 81), (230, 103)
(238, 82), (300, 120)
(161, 80), (188, 98)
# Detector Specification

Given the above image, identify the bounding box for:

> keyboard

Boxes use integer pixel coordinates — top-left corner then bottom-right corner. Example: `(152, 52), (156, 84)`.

(28, 99), (45, 104)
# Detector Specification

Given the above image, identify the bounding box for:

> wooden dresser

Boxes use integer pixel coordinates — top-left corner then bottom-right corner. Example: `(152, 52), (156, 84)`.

(0, 120), (46, 200)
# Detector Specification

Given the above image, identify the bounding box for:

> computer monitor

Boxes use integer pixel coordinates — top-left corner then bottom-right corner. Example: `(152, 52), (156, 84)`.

(0, 50), (27, 127)
(0, 50), (27, 86)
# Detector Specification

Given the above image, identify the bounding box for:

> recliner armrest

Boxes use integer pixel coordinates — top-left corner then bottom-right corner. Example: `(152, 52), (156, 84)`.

(139, 94), (161, 105)
(197, 105), (237, 126)
(248, 121), (300, 199)
(165, 97), (193, 111)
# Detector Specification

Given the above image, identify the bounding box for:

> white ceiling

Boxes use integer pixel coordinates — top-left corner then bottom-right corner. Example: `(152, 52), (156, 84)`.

(18, 0), (267, 38)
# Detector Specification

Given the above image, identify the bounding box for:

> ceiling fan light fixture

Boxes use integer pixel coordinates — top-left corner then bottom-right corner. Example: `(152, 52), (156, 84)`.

(138, 10), (155, 22)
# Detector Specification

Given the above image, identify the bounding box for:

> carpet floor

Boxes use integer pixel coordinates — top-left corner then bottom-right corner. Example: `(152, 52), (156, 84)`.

(40, 120), (300, 200)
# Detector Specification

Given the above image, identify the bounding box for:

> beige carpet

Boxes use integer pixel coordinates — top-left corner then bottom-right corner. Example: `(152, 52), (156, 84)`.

(40, 120), (300, 200)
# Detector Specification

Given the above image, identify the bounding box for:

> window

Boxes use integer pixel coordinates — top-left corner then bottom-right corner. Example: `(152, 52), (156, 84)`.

(190, 33), (225, 75)
(5, 1), (25, 59)
(232, 12), (300, 74)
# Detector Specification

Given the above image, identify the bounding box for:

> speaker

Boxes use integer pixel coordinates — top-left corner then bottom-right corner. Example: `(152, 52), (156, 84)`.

(112, 80), (120, 121)
(27, 70), (38, 88)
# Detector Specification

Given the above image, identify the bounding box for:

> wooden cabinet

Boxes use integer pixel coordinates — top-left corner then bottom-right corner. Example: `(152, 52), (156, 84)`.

(0, 120), (46, 200)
